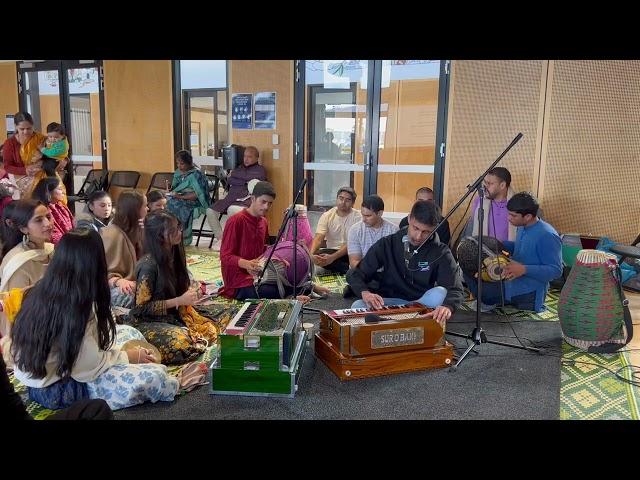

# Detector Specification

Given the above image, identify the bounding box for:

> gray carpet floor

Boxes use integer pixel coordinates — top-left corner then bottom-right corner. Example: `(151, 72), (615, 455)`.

(115, 295), (562, 420)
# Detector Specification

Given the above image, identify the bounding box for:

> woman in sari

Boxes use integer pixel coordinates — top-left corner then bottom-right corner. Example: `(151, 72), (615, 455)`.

(1, 112), (67, 203)
(166, 150), (210, 246)
(0, 199), (54, 337)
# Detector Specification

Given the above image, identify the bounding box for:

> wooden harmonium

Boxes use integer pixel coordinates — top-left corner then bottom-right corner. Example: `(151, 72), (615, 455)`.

(315, 303), (454, 380)
(210, 299), (306, 397)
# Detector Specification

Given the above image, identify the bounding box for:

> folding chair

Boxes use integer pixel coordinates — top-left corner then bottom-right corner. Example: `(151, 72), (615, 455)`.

(67, 169), (109, 204)
(194, 174), (220, 247)
(147, 172), (174, 194)
(107, 171), (141, 192)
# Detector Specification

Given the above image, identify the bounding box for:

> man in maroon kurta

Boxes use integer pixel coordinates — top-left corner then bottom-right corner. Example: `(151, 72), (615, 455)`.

(219, 181), (275, 300)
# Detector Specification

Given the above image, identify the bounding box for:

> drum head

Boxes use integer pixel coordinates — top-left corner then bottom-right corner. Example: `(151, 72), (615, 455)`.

(457, 236), (505, 275)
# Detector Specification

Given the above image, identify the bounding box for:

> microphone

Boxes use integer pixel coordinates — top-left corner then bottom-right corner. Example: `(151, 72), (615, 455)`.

(402, 235), (413, 268)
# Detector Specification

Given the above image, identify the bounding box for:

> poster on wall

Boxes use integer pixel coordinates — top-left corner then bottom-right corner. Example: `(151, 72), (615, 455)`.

(254, 92), (276, 129)
(6, 115), (15, 138)
(232, 93), (253, 129)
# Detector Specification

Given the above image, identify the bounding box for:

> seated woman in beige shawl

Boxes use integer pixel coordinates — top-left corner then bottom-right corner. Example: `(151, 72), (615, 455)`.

(0, 199), (54, 338)
(101, 191), (147, 308)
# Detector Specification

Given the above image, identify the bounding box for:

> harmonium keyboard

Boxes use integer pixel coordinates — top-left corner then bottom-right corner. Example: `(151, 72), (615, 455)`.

(315, 303), (454, 380)
(210, 299), (306, 397)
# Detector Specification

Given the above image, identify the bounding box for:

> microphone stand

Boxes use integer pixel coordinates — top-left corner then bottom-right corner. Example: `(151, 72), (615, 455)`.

(412, 133), (540, 370)
(255, 178), (308, 331)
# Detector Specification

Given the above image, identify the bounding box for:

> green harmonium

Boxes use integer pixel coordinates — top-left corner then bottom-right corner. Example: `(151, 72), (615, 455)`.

(210, 299), (306, 397)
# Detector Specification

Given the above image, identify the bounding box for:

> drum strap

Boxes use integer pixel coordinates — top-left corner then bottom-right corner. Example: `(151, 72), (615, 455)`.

(587, 264), (634, 353)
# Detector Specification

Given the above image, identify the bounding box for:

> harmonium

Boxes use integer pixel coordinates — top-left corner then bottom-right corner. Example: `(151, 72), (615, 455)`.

(210, 299), (306, 397)
(315, 303), (454, 380)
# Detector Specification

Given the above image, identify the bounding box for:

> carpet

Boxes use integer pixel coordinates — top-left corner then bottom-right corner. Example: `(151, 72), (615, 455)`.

(312, 276), (640, 420)
(113, 296), (562, 420)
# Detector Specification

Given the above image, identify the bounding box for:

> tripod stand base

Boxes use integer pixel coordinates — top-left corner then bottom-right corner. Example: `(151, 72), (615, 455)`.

(446, 327), (541, 370)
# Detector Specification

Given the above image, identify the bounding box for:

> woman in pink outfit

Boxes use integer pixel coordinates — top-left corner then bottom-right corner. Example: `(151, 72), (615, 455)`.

(31, 177), (74, 244)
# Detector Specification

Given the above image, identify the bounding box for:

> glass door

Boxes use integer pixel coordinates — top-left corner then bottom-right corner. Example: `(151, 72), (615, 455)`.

(18, 60), (107, 195)
(22, 68), (62, 135)
(302, 60), (371, 213)
(295, 60), (450, 224)
(65, 66), (104, 177)
(182, 88), (228, 173)
(375, 60), (445, 218)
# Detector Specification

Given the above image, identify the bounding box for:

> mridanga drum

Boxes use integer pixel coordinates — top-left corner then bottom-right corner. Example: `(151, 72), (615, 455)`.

(457, 236), (510, 282)
(558, 249), (633, 353)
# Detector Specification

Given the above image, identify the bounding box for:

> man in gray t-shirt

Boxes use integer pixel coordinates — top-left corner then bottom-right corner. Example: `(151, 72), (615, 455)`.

(343, 195), (397, 298)
(347, 194), (398, 269)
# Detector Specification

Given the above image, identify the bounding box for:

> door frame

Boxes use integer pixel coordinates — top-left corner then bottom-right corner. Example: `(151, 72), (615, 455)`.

(16, 60), (108, 170)
(294, 60), (450, 209)
(181, 88), (227, 157)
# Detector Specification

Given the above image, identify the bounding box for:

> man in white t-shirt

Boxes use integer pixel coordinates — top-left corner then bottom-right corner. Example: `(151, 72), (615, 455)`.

(347, 194), (398, 269)
(310, 186), (361, 274)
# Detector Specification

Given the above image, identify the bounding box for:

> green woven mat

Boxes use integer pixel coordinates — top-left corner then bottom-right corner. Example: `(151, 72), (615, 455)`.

(313, 272), (349, 294)
(185, 247), (223, 285)
(560, 343), (640, 420)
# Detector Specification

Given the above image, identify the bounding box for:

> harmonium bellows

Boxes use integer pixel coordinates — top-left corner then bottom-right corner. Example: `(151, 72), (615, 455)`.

(315, 303), (454, 380)
(210, 299), (306, 397)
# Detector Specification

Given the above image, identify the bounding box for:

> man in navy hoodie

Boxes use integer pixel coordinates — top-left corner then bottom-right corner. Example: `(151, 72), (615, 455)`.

(346, 201), (464, 327)
(464, 192), (562, 313)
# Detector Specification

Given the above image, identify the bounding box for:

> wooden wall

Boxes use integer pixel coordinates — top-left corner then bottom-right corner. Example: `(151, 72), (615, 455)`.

(103, 60), (174, 193)
(228, 60), (293, 235)
(539, 60), (640, 242)
(443, 60), (547, 242)
(444, 60), (640, 244)
(0, 63), (18, 128)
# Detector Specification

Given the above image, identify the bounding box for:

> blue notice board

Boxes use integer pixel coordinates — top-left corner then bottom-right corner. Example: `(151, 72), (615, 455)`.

(232, 93), (253, 129)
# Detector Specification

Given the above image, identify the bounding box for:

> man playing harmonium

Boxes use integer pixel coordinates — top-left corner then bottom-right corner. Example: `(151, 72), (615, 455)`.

(346, 200), (465, 327)
(464, 192), (562, 313)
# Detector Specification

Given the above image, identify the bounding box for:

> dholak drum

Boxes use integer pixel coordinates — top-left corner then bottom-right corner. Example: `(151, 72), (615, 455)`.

(558, 249), (630, 352)
(456, 236), (510, 282)
(258, 240), (314, 297)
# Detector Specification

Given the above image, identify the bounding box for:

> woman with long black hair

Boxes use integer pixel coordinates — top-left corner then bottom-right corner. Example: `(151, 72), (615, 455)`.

(10, 228), (178, 411)
(127, 210), (223, 364)
(101, 190), (147, 308)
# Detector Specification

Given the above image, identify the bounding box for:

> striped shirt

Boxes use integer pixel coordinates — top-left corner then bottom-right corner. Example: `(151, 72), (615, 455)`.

(347, 219), (398, 258)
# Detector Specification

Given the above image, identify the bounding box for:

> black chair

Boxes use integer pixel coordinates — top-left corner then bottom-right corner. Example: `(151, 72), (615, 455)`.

(107, 170), (141, 192)
(194, 174), (220, 247)
(67, 169), (109, 205)
(147, 172), (174, 194)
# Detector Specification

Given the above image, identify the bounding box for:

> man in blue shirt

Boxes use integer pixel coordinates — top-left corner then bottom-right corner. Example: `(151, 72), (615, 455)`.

(464, 192), (562, 313)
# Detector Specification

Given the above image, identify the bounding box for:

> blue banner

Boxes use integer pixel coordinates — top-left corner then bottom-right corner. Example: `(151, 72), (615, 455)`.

(232, 93), (253, 129)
